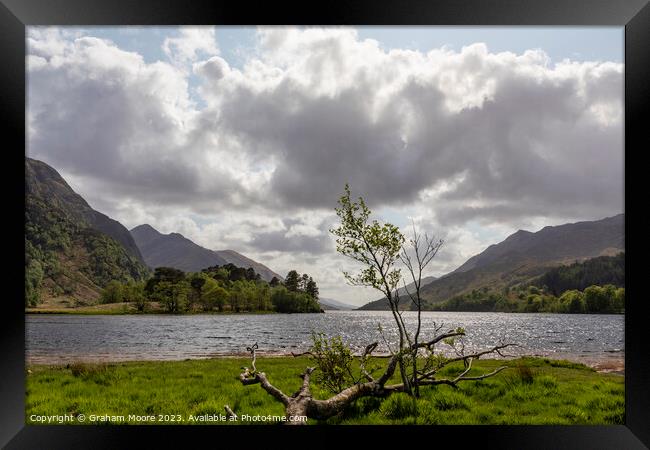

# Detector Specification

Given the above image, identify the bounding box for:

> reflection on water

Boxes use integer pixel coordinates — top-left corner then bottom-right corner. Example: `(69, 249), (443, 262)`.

(26, 311), (624, 368)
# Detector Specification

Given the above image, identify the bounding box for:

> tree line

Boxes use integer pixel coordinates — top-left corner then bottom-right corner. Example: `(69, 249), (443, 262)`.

(531, 253), (624, 296)
(100, 264), (322, 314)
(433, 284), (624, 314)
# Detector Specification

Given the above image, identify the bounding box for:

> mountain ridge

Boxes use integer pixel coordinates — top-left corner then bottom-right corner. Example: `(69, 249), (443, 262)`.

(319, 297), (356, 310)
(130, 224), (283, 282)
(358, 214), (624, 310)
(26, 157), (145, 262)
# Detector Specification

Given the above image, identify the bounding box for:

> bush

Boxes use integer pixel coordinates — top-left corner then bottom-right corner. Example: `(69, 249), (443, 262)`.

(309, 333), (359, 393)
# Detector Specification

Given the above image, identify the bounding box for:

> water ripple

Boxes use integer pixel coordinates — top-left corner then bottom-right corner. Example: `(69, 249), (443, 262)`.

(26, 311), (624, 368)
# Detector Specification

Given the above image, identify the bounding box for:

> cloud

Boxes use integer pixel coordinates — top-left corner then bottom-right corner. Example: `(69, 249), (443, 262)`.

(197, 32), (623, 224)
(27, 29), (250, 212)
(162, 26), (219, 66)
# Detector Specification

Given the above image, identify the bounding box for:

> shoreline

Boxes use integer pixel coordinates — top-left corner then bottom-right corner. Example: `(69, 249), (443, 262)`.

(25, 309), (624, 316)
(25, 353), (625, 375)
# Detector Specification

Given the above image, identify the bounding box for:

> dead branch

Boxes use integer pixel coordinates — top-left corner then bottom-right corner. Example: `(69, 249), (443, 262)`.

(239, 343), (291, 406)
(359, 342), (378, 382)
(224, 405), (237, 418)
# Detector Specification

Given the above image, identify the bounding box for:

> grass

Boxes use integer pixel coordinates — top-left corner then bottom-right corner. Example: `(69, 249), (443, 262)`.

(25, 356), (624, 425)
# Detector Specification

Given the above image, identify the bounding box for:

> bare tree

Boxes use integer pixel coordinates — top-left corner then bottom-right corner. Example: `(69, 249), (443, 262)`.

(398, 220), (444, 397)
(233, 185), (514, 424)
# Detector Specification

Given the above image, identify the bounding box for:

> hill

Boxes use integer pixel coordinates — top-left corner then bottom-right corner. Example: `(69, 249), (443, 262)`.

(357, 276), (437, 311)
(130, 224), (283, 282)
(530, 252), (624, 296)
(26, 158), (144, 261)
(25, 157), (150, 306)
(319, 297), (356, 311)
(358, 215), (624, 310)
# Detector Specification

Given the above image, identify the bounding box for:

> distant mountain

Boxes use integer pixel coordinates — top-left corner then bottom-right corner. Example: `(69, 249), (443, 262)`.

(358, 214), (624, 310)
(357, 276), (437, 311)
(130, 224), (283, 282)
(451, 215), (624, 275)
(130, 224), (228, 272)
(25, 157), (149, 306)
(319, 297), (356, 311)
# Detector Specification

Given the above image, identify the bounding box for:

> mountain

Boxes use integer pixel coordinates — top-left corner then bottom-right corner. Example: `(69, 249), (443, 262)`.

(130, 224), (283, 282)
(358, 214), (624, 310)
(319, 297), (356, 311)
(357, 276), (438, 311)
(26, 158), (144, 262)
(451, 215), (624, 275)
(130, 224), (228, 272)
(25, 157), (150, 306)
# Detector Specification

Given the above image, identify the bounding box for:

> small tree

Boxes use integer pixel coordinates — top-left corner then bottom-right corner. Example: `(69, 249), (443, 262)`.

(305, 277), (319, 300)
(330, 184), (410, 388)
(189, 274), (207, 311)
(200, 278), (229, 312)
(153, 280), (190, 313)
(101, 280), (124, 304)
(284, 270), (301, 292)
(234, 185), (514, 423)
(123, 281), (148, 312)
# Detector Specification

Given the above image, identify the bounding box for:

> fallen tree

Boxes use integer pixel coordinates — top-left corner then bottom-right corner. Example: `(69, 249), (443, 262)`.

(237, 338), (515, 424)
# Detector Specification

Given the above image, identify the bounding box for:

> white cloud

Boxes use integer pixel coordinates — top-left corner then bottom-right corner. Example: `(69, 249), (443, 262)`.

(162, 26), (219, 66)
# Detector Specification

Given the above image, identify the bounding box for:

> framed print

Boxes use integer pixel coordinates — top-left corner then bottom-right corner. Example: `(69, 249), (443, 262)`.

(1, 0), (648, 447)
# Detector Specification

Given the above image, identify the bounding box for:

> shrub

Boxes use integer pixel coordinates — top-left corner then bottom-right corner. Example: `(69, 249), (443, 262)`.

(309, 333), (359, 393)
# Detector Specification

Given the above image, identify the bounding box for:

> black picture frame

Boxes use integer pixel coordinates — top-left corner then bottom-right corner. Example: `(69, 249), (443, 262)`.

(1, 0), (647, 447)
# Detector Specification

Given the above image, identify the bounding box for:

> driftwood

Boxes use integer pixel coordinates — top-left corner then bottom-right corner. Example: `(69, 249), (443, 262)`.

(236, 336), (515, 424)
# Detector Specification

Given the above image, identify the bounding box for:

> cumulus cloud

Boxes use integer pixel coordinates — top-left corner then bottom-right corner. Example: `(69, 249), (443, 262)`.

(26, 26), (624, 304)
(162, 26), (219, 66)
(197, 32), (623, 222)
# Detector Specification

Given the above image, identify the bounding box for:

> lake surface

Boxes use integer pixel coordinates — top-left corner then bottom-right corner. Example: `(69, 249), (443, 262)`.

(26, 311), (624, 370)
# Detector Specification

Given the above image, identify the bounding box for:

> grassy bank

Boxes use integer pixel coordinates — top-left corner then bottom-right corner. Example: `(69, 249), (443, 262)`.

(26, 356), (624, 425)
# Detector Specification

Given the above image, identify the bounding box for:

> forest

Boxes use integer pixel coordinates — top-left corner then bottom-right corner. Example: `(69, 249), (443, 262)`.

(99, 264), (322, 314)
(433, 284), (624, 313)
(531, 253), (624, 295)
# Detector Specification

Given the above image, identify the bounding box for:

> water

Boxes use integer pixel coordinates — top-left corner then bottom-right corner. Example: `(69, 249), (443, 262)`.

(26, 311), (624, 369)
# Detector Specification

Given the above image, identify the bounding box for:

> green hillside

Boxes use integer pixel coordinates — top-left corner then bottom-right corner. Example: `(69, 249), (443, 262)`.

(25, 158), (150, 306)
(530, 253), (624, 296)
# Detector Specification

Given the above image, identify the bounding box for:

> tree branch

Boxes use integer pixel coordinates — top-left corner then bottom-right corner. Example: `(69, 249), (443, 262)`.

(360, 342), (378, 382)
(239, 343), (291, 405)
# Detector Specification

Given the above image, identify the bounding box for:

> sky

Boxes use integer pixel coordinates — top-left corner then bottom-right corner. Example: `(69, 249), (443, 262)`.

(26, 26), (624, 306)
